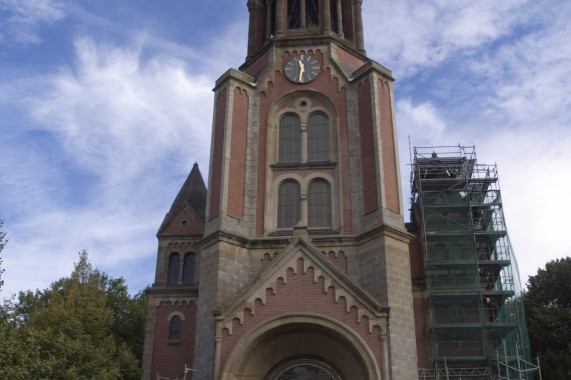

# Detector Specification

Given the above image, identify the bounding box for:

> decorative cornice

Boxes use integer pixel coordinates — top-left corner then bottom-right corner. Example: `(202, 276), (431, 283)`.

(146, 285), (199, 307)
(351, 60), (394, 82)
(356, 223), (414, 245)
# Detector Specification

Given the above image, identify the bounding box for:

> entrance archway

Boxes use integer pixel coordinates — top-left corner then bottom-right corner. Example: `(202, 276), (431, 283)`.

(219, 314), (381, 380)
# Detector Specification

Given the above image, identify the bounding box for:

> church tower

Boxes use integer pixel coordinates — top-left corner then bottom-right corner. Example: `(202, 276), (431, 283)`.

(142, 1), (418, 379)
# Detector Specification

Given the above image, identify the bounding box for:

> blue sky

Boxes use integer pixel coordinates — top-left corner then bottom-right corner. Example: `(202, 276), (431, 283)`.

(0, 0), (570, 296)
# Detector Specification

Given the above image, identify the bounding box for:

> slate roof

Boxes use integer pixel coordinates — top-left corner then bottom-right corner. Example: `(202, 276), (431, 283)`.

(158, 163), (207, 233)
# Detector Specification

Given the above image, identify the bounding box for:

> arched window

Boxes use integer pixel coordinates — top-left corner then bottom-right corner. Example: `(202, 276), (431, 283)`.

(183, 253), (195, 285)
(168, 253), (180, 284)
(308, 180), (331, 227)
(278, 181), (300, 228)
(279, 115), (301, 163)
(307, 113), (329, 162)
(169, 315), (181, 340)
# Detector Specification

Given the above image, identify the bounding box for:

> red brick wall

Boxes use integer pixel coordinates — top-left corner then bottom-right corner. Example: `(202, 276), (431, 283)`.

(209, 89), (227, 221)
(408, 233), (424, 280)
(219, 258), (383, 371)
(378, 80), (400, 213)
(336, 46), (365, 71)
(228, 88), (248, 218)
(413, 297), (429, 368)
(163, 209), (204, 235)
(244, 50), (270, 78)
(358, 81), (379, 214)
(151, 301), (197, 379)
(260, 251), (347, 273)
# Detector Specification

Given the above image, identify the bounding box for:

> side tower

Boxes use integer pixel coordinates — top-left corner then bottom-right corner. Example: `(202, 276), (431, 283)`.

(408, 145), (535, 379)
(142, 164), (206, 379)
(143, 1), (418, 379)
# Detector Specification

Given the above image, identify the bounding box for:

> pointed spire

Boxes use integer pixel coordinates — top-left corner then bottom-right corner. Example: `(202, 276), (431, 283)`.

(158, 163), (207, 233)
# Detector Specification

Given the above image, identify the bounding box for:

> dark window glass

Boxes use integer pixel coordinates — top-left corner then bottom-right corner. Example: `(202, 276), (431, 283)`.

(287, 0), (301, 30)
(307, 113), (329, 162)
(278, 181), (300, 228)
(183, 253), (195, 285)
(306, 0), (320, 26)
(308, 180), (332, 227)
(279, 115), (301, 163)
(168, 253), (180, 284)
(330, 0), (338, 33)
(169, 315), (181, 340)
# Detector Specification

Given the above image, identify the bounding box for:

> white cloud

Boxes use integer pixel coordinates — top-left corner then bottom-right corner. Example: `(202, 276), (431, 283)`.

(397, 99), (447, 140)
(29, 35), (214, 180)
(0, 0), (64, 45)
(0, 33), (219, 295)
(364, 0), (530, 77)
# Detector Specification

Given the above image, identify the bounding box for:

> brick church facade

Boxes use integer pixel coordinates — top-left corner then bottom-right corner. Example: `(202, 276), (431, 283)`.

(142, 1), (459, 379)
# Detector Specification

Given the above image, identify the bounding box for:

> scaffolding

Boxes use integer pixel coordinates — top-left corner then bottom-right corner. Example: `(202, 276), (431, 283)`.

(410, 145), (537, 380)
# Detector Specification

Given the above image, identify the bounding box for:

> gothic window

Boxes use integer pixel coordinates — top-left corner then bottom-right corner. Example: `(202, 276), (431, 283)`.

(279, 115), (301, 163)
(307, 113), (329, 162)
(287, 0), (301, 30)
(308, 180), (331, 227)
(278, 180), (300, 228)
(168, 252), (180, 285)
(169, 315), (181, 340)
(182, 252), (195, 285)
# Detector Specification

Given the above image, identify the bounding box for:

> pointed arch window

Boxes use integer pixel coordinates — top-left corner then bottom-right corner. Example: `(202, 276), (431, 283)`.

(308, 180), (331, 227)
(279, 115), (301, 163)
(278, 181), (300, 228)
(168, 253), (180, 285)
(307, 113), (329, 162)
(183, 253), (195, 285)
(169, 315), (181, 340)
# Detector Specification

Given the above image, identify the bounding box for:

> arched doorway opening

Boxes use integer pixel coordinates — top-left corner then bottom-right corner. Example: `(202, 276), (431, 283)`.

(219, 315), (381, 380)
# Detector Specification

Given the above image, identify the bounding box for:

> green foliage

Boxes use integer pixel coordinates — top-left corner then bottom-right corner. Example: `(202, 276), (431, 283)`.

(524, 257), (571, 379)
(0, 220), (7, 292)
(0, 250), (147, 379)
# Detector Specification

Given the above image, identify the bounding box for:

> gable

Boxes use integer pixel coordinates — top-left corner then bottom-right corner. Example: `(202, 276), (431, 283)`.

(160, 205), (204, 236)
(216, 235), (389, 335)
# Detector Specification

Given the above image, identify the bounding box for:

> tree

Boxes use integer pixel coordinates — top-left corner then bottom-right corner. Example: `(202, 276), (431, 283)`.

(0, 220), (7, 292)
(0, 250), (145, 379)
(524, 257), (571, 379)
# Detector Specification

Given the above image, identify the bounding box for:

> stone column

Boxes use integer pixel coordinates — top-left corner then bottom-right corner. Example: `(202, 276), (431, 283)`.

(247, 0), (257, 60)
(336, 0), (344, 36)
(322, 0), (332, 34)
(300, 0), (306, 28)
(300, 190), (308, 226)
(353, 0), (365, 54)
(300, 121), (308, 163)
(275, 0), (285, 37)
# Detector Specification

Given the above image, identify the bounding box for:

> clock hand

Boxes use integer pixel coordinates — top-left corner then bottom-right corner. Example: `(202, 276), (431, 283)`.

(298, 59), (305, 82)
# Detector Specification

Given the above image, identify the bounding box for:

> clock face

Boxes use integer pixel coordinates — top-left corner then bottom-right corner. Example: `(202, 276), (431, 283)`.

(284, 54), (321, 84)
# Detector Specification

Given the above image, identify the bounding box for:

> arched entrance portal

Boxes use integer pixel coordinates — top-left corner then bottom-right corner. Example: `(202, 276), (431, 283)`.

(219, 315), (381, 380)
